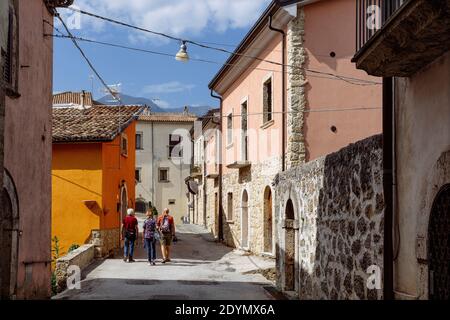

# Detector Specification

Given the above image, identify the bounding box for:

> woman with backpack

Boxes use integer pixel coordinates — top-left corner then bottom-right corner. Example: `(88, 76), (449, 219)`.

(142, 209), (158, 265)
(156, 208), (175, 263)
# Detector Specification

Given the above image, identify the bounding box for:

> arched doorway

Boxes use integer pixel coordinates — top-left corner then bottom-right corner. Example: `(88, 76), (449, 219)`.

(120, 184), (128, 222)
(241, 190), (249, 249)
(284, 198), (295, 291)
(1, 170), (19, 300)
(263, 186), (273, 253)
(428, 184), (450, 300)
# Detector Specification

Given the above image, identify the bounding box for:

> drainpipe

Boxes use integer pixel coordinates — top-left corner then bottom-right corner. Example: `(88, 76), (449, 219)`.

(382, 77), (394, 300)
(269, 14), (286, 172)
(151, 121), (155, 207)
(211, 89), (224, 241)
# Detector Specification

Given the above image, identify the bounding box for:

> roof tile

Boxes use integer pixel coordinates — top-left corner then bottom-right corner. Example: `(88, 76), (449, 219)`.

(52, 105), (144, 142)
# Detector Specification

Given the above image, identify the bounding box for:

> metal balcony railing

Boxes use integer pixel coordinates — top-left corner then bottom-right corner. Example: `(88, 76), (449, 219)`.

(356, 0), (408, 51)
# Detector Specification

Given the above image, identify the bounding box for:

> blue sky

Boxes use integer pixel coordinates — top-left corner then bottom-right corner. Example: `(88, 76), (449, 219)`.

(53, 0), (271, 109)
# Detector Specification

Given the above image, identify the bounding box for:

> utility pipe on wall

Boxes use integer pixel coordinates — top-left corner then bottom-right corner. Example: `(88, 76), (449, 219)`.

(210, 89), (224, 241)
(268, 14), (286, 172)
(382, 77), (394, 300)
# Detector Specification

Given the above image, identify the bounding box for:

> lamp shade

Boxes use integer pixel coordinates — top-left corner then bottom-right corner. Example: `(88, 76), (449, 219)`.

(175, 41), (189, 62)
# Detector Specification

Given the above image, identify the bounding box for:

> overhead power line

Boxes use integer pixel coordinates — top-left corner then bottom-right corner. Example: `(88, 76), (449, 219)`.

(54, 11), (125, 137)
(52, 107), (381, 118)
(49, 33), (380, 86)
(63, 7), (380, 86)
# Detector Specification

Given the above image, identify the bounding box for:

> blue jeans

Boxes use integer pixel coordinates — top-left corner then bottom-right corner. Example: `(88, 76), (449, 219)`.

(144, 238), (156, 261)
(124, 237), (135, 258)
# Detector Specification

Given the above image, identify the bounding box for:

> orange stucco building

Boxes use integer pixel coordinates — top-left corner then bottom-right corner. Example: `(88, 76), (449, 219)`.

(52, 104), (143, 257)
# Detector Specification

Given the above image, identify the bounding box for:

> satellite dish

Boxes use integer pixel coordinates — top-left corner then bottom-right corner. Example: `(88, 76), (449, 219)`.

(187, 180), (198, 195)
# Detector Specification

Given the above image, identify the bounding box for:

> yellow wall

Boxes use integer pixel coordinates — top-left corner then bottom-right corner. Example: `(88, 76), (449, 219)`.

(102, 123), (137, 229)
(52, 143), (103, 256)
(51, 123), (137, 255)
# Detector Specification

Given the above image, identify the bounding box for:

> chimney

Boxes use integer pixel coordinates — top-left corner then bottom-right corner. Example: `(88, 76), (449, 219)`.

(184, 106), (189, 114)
(80, 90), (86, 109)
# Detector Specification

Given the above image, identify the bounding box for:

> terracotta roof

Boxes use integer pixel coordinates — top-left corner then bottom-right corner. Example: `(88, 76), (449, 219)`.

(139, 112), (197, 122)
(52, 105), (145, 142)
(53, 91), (94, 107)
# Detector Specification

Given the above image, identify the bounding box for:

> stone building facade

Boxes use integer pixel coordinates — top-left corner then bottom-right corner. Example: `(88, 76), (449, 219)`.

(221, 156), (281, 254)
(274, 135), (384, 299)
(353, 0), (450, 299)
(189, 109), (220, 238)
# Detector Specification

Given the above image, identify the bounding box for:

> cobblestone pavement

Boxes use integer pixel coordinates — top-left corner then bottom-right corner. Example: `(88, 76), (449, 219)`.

(54, 216), (276, 300)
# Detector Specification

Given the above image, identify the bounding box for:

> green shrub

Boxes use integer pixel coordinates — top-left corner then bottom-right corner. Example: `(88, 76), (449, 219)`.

(51, 272), (57, 296)
(68, 244), (80, 253)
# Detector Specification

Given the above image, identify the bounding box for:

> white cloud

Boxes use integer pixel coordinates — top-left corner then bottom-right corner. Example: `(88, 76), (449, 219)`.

(143, 81), (195, 94)
(154, 99), (171, 108)
(65, 0), (270, 41)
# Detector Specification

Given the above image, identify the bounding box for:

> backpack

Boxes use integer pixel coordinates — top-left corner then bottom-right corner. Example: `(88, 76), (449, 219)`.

(144, 219), (156, 239)
(161, 216), (171, 233)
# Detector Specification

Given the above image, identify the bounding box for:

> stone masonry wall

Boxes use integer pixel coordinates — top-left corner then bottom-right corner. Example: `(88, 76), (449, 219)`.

(205, 177), (219, 238)
(274, 135), (384, 299)
(90, 228), (120, 258)
(55, 244), (95, 293)
(222, 155), (281, 255)
(286, 6), (307, 169)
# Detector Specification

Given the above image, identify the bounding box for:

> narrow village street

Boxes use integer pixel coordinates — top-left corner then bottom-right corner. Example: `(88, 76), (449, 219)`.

(54, 214), (277, 300)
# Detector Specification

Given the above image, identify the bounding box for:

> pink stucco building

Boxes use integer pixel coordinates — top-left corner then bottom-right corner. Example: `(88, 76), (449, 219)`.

(0, 0), (72, 299)
(208, 0), (382, 255)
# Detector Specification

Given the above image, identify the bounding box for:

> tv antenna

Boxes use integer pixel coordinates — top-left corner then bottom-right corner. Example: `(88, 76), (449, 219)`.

(103, 83), (122, 104)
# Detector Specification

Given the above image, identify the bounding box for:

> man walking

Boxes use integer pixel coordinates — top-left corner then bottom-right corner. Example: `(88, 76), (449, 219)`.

(122, 208), (138, 262)
(157, 208), (175, 263)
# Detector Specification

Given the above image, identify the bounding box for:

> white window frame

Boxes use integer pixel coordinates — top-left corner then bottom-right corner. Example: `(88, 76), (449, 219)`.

(240, 96), (249, 162)
(135, 167), (142, 183)
(158, 167), (170, 182)
(262, 72), (274, 125)
(135, 131), (143, 150)
(226, 111), (233, 147)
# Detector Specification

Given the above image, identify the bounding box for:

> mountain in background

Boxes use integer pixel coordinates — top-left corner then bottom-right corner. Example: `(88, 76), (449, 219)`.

(97, 94), (215, 116)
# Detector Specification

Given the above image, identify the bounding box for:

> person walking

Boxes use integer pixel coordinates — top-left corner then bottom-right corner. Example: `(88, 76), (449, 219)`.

(157, 208), (175, 263)
(121, 208), (138, 263)
(143, 209), (157, 265)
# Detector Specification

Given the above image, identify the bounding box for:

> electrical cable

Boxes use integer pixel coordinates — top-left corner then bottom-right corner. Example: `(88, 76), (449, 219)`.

(49, 33), (380, 86)
(62, 7), (381, 86)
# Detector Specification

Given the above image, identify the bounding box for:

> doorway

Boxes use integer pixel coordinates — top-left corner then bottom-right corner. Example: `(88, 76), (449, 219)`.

(120, 184), (128, 222)
(1, 170), (19, 300)
(428, 184), (450, 300)
(241, 190), (249, 249)
(263, 186), (273, 253)
(284, 199), (295, 291)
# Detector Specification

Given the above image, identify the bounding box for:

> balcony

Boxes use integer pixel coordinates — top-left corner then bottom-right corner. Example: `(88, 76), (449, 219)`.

(352, 0), (450, 77)
(190, 165), (202, 178)
(226, 161), (251, 169)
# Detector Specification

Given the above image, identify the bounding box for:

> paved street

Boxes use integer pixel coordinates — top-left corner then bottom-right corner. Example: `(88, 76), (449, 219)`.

(54, 216), (276, 300)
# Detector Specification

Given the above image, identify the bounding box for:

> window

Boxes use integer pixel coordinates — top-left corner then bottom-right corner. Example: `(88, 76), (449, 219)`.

(136, 132), (143, 150)
(121, 134), (128, 157)
(159, 168), (169, 182)
(168, 134), (183, 158)
(227, 192), (233, 220)
(135, 168), (141, 183)
(227, 113), (233, 146)
(263, 77), (273, 123)
(1, 1), (18, 94)
(168, 199), (176, 205)
(241, 101), (248, 161)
